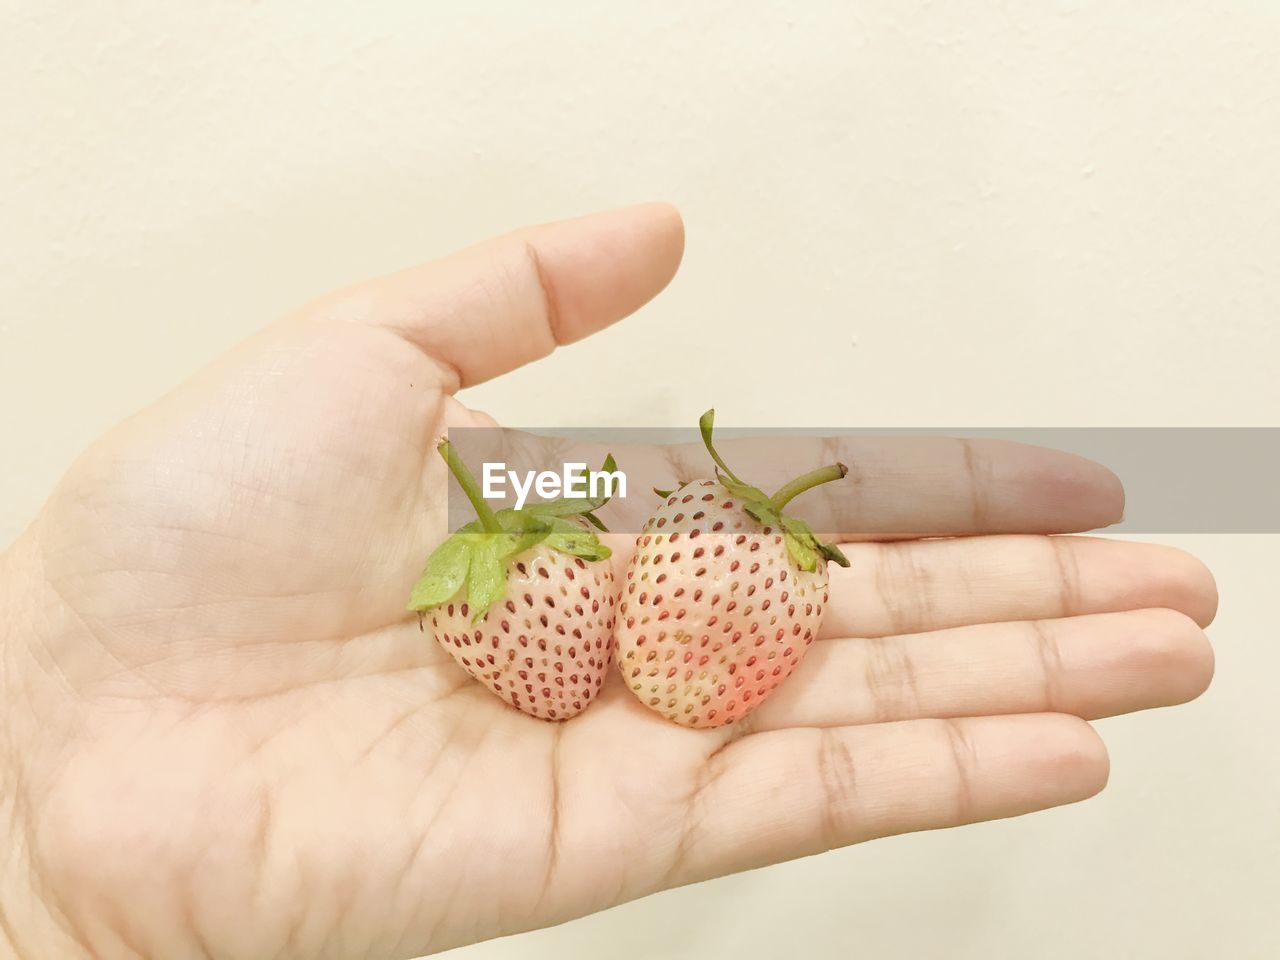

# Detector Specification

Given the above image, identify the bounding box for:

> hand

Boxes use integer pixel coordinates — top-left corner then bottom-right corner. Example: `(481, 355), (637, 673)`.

(0, 204), (1216, 960)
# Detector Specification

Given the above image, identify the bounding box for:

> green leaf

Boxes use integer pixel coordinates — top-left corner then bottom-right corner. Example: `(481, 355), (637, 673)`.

(541, 514), (583, 533)
(652, 487), (675, 499)
(546, 531), (612, 561)
(744, 500), (781, 528)
(494, 528), (546, 561)
(525, 453), (621, 521)
(466, 538), (508, 621)
(526, 499), (593, 519)
(407, 534), (474, 611)
(581, 510), (607, 532)
(510, 509), (613, 565)
(784, 531), (820, 573)
(716, 470), (770, 505)
(818, 541), (851, 567)
(486, 512), (552, 559)
(781, 515), (848, 570)
(493, 509), (531, 531)
(781, 515), (813, 538)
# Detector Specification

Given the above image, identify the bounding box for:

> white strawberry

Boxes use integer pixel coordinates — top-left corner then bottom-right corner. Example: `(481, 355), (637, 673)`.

(615, 410), (849, 727)
(408, 441), (618, 721)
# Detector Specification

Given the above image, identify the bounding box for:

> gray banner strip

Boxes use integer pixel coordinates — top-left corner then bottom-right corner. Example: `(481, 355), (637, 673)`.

(444, 427), (1280, 534)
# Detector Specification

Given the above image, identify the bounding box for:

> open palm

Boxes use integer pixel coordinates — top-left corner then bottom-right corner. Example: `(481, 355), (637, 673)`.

(1, 205), (1216, 960)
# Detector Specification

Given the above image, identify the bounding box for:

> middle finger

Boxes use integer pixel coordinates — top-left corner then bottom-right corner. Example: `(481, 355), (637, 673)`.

(820, 534), (1218, 639)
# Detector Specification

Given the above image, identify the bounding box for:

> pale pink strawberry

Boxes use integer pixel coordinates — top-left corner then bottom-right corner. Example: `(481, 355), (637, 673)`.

(615, 411), (849, 727)
(409, 441), (619, 721)
(427, 543), (615, 720)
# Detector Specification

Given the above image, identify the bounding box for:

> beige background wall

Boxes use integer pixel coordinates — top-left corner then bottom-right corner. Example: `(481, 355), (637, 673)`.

(3, 2), (1277, 957)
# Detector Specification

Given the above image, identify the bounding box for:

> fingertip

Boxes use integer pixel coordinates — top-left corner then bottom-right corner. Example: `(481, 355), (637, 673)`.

(623, 200), (686, 285)
(1126, 546), (1220, 628)
(626, 201), (685, 309)
(1171, 620), (1216, 706)
(1073, 717), (1110, 798)
(1168, 549), (1220, 627)
(631, 200), (685, 244)
(1043, 714), (1111, 801)
(528, 201), (686, 347)
(1057, 453), (1126, 531)
(969, 712), (1110, 806)
(1000, 442), (1127, 533)
(1095, 462), (1126, 528)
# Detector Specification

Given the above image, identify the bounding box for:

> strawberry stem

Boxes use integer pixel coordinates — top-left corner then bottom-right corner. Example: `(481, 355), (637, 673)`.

(437, 439), (502, 534)
(698, 409), (745, 485)
(770, 463), (849, 510)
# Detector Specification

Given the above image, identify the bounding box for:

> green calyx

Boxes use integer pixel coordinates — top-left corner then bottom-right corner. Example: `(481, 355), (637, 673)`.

(407, 441), (616, 622)
(697, 409), (851, 574)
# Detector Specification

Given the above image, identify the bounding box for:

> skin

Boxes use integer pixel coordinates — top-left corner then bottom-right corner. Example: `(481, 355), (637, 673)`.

(0, 204), (1217, 959)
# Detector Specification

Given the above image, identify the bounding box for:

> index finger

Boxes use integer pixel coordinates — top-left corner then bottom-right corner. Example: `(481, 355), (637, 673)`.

(630, 434), (1125, 537)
